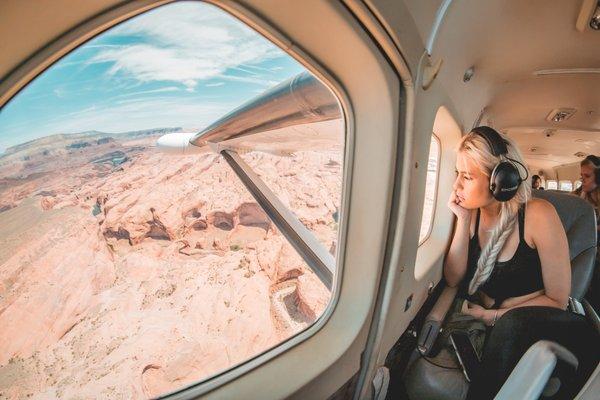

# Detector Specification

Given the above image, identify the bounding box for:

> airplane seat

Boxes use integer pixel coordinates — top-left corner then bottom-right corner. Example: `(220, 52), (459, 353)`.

(402, 190), (598, 400)
(532, 190), (597, 299)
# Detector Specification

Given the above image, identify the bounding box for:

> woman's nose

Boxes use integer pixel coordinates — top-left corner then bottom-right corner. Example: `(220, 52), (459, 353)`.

(453, 177), (461, 191)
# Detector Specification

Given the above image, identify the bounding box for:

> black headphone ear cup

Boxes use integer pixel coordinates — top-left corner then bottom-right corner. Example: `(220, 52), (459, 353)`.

(596, 168), (600, 185)
(490, 161), (522, 201)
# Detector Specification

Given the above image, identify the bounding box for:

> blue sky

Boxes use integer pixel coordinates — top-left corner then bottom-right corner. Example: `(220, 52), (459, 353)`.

(0, 1), (305, 153)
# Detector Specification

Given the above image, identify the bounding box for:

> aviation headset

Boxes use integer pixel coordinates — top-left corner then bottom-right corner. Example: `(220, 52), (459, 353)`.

(470, 126), (528, 202)
(583, 155), (600, 185)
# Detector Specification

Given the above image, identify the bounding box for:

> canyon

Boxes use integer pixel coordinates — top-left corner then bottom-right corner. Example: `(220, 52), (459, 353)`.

(0, 128), (341, 399)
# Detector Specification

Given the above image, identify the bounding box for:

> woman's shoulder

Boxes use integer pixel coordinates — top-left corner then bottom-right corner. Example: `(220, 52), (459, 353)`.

(524, 198), (561, 228)
(525, 198), (556, 215)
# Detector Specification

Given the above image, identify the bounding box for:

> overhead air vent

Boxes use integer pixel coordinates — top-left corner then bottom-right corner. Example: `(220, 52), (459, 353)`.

(575, 151), (588, 158)
(528, 146), (549, 156)
(546, 108), (576, 123)
(543, 129), (556, 137)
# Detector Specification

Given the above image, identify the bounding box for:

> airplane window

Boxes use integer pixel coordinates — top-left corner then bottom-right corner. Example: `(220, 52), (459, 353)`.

(0, 2), (342, 398)
(419, 134), (440, 244)
(559, 180), (574, 192)
(547, 180), (558, 190)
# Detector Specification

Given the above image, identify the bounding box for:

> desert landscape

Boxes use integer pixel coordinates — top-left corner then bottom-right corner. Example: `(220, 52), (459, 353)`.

(0, 128), (342, 399)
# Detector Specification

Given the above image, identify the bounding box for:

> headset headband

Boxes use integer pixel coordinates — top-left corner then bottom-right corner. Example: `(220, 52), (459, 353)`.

(471, 126), (508, 156)
(470, 126), (529, 189)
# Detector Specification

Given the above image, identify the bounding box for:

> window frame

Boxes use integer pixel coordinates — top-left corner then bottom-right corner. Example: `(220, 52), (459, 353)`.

(0, 1), (404, 399)
(418, 133), (441, 246)
(0, 0), (348, 394)
(546, 179), (558, 190)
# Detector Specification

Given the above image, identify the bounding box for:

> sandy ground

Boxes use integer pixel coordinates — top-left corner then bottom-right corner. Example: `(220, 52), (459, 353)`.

(0, 129), (342, 399)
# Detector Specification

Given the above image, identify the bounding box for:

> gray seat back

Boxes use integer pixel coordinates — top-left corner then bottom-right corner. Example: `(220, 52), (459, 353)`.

(532, 190), (597, 299)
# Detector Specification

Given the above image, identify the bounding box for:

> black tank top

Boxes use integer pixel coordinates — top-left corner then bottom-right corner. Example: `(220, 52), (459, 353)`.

(465, 206), (544, 308)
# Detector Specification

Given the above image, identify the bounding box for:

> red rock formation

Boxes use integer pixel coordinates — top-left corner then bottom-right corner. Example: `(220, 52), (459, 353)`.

(0, 135), (342, 399)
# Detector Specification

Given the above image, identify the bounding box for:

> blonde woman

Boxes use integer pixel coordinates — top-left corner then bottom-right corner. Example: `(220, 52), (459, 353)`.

(446, 127), (569, 320)
(441, 127), (598, 399)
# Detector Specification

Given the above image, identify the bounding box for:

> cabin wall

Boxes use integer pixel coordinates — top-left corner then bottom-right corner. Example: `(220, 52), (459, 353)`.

(555, 162), (582, 182)
(523, 161), (555, 189)
(539, 168), (557, 180)
(526, 163), (555, 180)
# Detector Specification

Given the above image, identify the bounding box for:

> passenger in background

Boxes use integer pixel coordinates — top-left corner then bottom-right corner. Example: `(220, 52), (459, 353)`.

(531, 174), (544, 190)
(572, 154), (600, 310)
(573, 155), (600, 237)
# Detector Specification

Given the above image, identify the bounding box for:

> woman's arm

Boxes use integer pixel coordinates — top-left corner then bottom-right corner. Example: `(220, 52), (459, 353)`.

(526, 199), (571, 308)
(444, 192), (473, 287)
(467, 293), (566, 326)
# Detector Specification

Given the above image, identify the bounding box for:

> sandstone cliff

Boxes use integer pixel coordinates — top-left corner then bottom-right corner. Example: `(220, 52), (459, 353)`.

(0, 133), (341, 399)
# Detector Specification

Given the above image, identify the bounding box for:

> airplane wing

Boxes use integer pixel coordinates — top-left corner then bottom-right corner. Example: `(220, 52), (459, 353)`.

(157, 71), (343, 155)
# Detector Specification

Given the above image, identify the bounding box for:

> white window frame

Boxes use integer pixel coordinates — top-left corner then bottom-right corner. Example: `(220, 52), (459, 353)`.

(418, 133), (441, 246)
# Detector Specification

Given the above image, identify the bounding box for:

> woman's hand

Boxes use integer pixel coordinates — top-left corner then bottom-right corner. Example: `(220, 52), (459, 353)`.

(448, 191), (471, 221)
(461, 300), (495, 326)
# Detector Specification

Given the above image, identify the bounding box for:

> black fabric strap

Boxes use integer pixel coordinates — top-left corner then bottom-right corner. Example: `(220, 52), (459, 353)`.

(474, 208), (481, 239)
(518, 206), (525, 241)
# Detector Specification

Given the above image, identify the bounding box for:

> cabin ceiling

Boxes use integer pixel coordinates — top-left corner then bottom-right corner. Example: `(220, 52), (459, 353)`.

(504, 127), (600, 171)
(405, 0), (600, 168)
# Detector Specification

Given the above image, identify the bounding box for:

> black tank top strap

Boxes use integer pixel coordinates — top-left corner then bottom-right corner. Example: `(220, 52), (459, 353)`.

(518, 205), (525, 241)
(473, 208), (481, 239)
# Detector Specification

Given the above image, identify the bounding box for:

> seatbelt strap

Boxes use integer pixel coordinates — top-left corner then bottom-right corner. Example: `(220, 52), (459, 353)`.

(568, 297), (586, 316)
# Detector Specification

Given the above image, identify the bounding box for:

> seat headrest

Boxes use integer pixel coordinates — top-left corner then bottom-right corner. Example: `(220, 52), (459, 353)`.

(531, 190), (596, 259)
(532, 190), (597, 298)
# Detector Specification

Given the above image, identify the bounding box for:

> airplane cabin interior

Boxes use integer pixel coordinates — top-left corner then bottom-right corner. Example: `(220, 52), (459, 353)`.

(0, 1), (599, 399)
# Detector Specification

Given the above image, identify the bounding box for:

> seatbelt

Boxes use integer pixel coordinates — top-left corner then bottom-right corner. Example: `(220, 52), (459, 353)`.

(568, 297), (586, 316)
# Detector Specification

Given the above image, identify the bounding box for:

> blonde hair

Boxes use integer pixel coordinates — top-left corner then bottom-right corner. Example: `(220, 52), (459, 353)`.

(458, 131), (531, 294)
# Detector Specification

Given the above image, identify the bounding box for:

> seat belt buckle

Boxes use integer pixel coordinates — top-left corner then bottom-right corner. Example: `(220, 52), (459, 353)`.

(568, 297), (585, 316)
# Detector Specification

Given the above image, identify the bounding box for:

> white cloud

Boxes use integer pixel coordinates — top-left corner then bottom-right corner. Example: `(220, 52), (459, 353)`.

(92, 2), (285, 90)
(243, 64), (273, 73)
(53, 88), (66, 98)
(218, 74), (278, 87)
(41, 97), (230, 135)
(115, 86), (180, 98)
(231, 66), (259, 76)
(205, 82), (225, 87)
